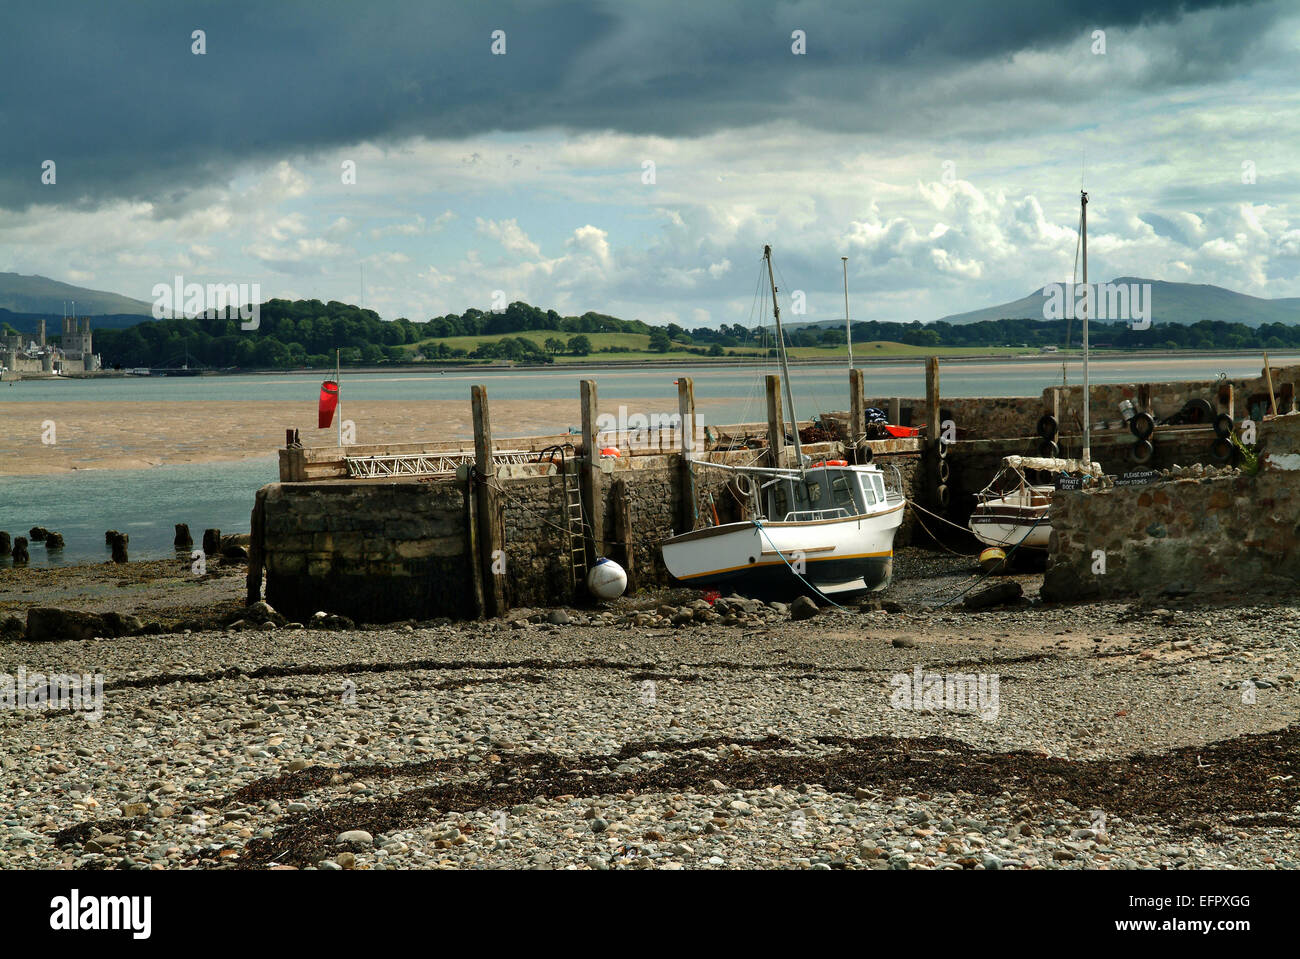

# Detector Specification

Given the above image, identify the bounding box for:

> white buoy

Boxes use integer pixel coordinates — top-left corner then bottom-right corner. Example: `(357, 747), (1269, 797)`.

(587, 557), (627, 600)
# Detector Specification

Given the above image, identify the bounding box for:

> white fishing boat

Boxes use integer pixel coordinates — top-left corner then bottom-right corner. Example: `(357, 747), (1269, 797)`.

(660, 246), (906, 599)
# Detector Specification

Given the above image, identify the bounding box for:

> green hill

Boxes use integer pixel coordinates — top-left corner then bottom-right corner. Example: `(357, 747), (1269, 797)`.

(0, 272), (153, 316)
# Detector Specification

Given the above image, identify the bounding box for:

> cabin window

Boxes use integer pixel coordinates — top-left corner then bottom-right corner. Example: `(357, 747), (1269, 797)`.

(830, 474), (860, 512)
(872, 474), (887, 502)
(771, 482), (789, 517)
(860, 476), (879, 507)
(799, 481), (821, 509)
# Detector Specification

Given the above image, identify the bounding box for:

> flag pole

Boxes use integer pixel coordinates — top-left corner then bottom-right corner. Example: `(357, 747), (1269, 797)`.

(336, 348), (342, 447)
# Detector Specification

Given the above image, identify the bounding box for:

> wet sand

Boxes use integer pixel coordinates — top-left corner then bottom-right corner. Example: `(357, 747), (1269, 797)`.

(0, 397), (735, 476)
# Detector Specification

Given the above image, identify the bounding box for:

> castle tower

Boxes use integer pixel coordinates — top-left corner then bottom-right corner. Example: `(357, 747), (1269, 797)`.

(37, 318), (45, 347)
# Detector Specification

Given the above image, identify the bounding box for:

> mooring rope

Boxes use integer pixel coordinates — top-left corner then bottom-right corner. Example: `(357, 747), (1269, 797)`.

(906, 503), (976, 558)
(931, 507), (1050, 609)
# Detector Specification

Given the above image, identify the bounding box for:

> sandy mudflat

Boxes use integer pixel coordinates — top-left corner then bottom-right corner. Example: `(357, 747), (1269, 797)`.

(0, 397), (735, 476)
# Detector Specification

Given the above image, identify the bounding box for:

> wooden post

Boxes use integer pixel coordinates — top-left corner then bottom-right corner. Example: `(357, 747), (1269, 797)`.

(245, 488), (266, 605)
(471, 385), (507, 617)
(579, 379), (604, 569)
(612, 478), (636, 593)
(677, 376), (697, 533)
(463, 472), (486, 618)
(925, 357), (941, 448)
(765, 374), (785, 468)
(889, 397), (901, 427)
(849, 368), (865, 461)
(1264, 353), (1278, 418)
(1218, 383), (1235, 420)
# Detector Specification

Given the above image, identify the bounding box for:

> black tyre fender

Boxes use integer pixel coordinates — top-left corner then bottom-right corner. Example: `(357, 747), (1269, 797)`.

(1184, 398), (1213, 425)
(1037, 413), (1059, 440)
(1213, 413), (1234, 439)
(1131, 438), (1155, 464)
(1210, 437), (1233, 462)
(1037, 438), (1059, 458)
(937, 458), (951, 483)
(935, 483), (951, 510)
(1130, 412), (1156, 440)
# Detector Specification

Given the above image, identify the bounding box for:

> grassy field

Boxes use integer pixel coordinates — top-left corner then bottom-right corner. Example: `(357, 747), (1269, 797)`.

(406, 330), (1034, 363)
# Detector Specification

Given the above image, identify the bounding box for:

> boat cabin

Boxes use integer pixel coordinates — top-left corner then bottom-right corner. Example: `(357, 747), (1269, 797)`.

(763, 466), (890, 522)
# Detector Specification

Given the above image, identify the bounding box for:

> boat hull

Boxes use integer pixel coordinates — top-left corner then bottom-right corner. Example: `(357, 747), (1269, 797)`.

(661, 506), (903, 599)
(968, 499), (1051, 550)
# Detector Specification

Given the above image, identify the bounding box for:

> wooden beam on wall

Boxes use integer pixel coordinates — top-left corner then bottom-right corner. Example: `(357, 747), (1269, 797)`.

(579, 379), (605, 568)
(677, 376), (697, 533)
(849, 367), (865, 461)
(471, 385), (507, 617)
(765, 374), (784, 469)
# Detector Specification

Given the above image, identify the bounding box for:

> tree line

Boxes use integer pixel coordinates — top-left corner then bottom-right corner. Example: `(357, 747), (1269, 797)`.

(85, 297), (1300, 370)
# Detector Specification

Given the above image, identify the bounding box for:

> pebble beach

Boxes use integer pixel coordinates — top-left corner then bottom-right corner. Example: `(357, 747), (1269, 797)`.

(2, 550), (1298, 871)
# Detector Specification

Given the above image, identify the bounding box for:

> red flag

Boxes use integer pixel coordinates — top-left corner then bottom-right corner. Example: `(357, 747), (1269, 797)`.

(318, 380), (339, 429)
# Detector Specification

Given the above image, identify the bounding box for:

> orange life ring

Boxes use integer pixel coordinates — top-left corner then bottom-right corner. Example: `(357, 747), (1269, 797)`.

(600, 447), (621, 457)
(811, 459), (847, 468)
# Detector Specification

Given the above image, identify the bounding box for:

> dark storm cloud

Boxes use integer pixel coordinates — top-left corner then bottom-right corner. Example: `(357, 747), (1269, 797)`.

(0, 0), (1276, 210)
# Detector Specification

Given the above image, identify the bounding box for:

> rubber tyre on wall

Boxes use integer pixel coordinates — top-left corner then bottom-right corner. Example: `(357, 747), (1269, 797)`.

(1037, 413), (1059, 440)
(1131, 438), (1155, 464)
(1037, 439), (1059, 458)
(1130, 412), (1155, 440)
(1183, 398), (1213, 425)
(858, 445), (873, 464)
(1210, 437), (1233, 463)
(935, 484), (951, 510)
(1214, 413), (1234, 439)
(937, 458), (951, 483)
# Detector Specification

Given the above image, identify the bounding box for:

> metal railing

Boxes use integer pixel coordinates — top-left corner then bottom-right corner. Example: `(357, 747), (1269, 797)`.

(344, 449), (538, 478)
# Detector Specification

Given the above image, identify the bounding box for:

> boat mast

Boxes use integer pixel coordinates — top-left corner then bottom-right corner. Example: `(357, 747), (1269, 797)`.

(842, 256), (853, 371)
(764, 245), (804, 471)
(1080, 191), (1090, 468)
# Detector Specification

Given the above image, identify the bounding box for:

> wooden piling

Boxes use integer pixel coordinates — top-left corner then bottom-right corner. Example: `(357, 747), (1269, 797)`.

(925, 357), (941, 446)
(1218, 383), (1235, 420)
(463, 471), (487, 619)
(765, 374), (785, 468)
(678, 376), (697, 532)
(472, 385), (507, 617)
(579, 379), (604, 568)
(245, 490), (265, 605)
(889, 397), (901, 427)
(612, 477), (636, 593)
(1264, 353), (1278, 418)
(849, 368), (865, 461)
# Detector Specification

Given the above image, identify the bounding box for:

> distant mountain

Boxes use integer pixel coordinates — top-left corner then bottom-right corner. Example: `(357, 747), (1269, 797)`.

(937, 277), (1300, 328)
(0, 272), (153, 318)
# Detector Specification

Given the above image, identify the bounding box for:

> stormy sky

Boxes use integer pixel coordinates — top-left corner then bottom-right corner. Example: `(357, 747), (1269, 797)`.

(1, 0), (1297, 325)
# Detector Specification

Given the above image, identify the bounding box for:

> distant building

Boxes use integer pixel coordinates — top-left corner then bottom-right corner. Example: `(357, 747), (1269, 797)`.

(1, 316), (100, 373)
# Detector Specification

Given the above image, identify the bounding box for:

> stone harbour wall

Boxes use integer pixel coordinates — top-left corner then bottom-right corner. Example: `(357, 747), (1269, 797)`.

(260, 480), (474, 622)
(258, 444), (924, 621)
(1042, 413), (1300, 601)
(869, 363), (1300, 441)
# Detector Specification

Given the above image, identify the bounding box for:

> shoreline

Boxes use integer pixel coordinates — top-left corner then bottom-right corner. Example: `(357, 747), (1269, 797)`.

(14, 346), (1300, 380)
